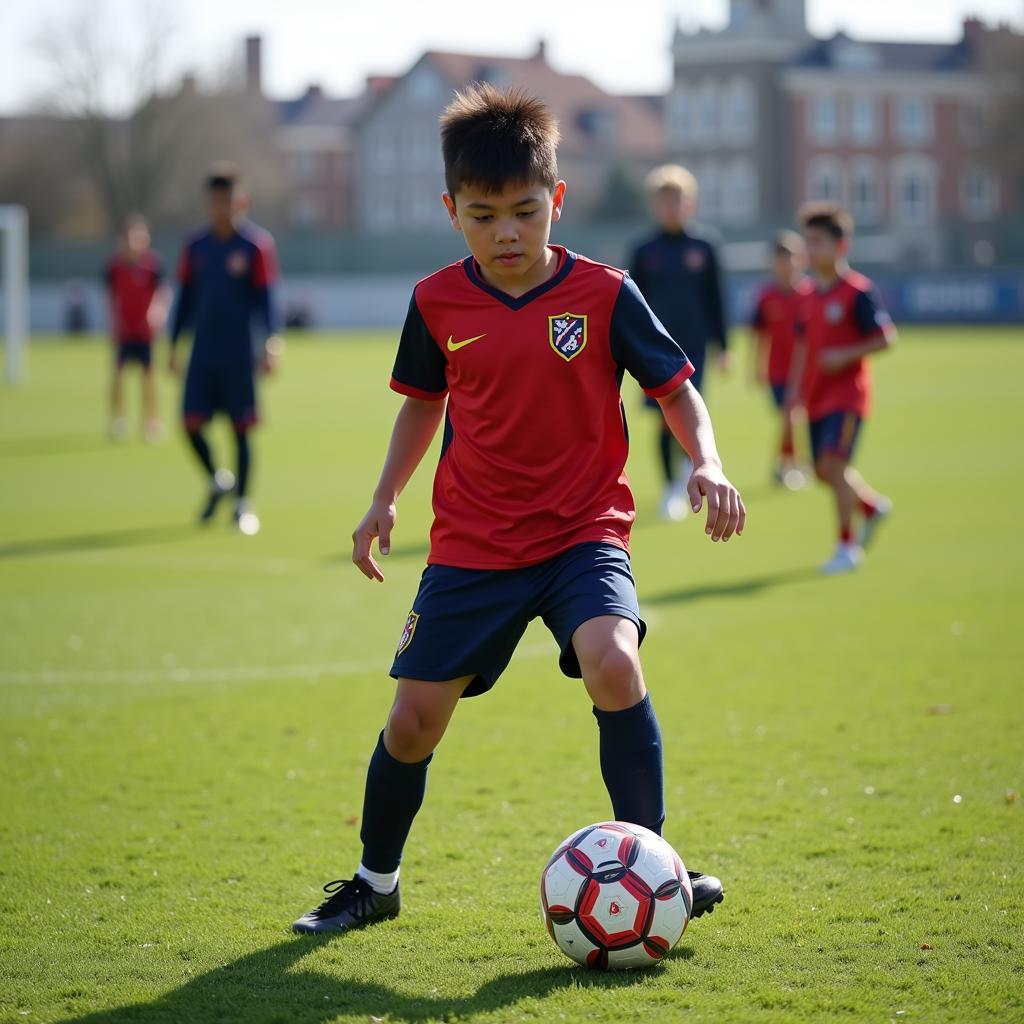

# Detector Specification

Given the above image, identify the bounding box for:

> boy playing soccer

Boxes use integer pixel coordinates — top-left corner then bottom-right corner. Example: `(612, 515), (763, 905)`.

(788, 203), (895, 575)
(629, 165), (729, 521)
(168, 165), (282, 536)
(103, 214), (169, 442)
(750, 231), (813, 488)
(292, 86), (745, 935)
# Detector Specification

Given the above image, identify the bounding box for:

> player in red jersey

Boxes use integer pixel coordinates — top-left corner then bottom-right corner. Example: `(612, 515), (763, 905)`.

(750, 231), (813, 489)
(103, 215), (170, 442)
(292, 85), (745, 937)
(788, 203), (896, 575)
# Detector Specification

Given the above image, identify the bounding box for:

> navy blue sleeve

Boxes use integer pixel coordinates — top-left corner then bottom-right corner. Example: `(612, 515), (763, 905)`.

(704, 241), (728, 350)
(627, 243), (647, 296)
(390, 292), (448, 399)
(853, 287), (892, 338)
(610, 274), (694, 398)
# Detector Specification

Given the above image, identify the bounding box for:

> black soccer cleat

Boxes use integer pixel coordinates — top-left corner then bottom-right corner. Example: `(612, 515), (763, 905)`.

(199, 469), (235, 524)
(292, 876), (400, 935)
(688, 870), (725, 918)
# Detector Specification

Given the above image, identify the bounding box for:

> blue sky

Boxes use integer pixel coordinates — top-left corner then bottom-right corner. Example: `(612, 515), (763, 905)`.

(1, 0), (1021, 113)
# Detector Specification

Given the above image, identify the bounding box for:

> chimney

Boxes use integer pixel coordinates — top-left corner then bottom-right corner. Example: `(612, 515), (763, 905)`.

(534, 38), (547, 62)
(245, 35), (263, 95)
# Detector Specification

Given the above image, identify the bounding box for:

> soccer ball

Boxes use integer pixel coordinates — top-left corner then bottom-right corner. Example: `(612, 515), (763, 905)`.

(540, 821), (692, 970)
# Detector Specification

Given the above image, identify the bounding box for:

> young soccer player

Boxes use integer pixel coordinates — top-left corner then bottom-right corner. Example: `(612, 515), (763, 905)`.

(103, 215), (169, 442)
(168, 165), (282, 536)
(750, 231), (813, 488)
(292, 86), (745, 936)
(788, 203), (895, 574)
(629, 165), (729, 521)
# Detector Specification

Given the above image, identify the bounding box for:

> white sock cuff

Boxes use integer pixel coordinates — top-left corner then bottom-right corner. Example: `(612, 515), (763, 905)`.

(357, 863), (399, 895)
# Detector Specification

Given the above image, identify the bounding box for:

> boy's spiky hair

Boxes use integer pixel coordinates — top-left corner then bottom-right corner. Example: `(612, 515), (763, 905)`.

(798, 201), (854, 240)
(439, 83), (560, 198)
(645, 164), (698, 199)
(206, 160), (240, 192)
(773, 229), (804, 255)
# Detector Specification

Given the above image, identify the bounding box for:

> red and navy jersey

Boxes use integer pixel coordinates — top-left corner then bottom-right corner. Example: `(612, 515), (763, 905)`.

(169, 222), (280, 365)
(104, 251), (163, 343)
(750, 277), (814, 386)
(391, 246), (694, 570)
(628, 226), (728, 360)
(799, 271), (892, 421)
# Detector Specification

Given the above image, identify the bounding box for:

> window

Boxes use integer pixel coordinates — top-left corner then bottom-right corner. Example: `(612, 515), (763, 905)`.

(695, 80), (718, 145)
(696, 160), (720, 220)
(721, 158), (757, 224)
(807, 155), (843, 203)
(894, 97), (932, 145)
(848, 95), (879, 145)
(809, 94), (838, 145)
(722, 77), (756, 146)
(961, 166), (999, 220)
(848, 158), (880, 224)
(667, 85), (692, 147)
(891, 156), (936, 225)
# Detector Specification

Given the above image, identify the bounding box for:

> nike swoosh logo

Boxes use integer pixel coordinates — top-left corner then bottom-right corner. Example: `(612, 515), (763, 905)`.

(446, 333), (487, 352)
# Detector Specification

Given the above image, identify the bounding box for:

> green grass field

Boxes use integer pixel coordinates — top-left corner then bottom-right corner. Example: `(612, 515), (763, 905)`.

(1, 328), (1021, 1024)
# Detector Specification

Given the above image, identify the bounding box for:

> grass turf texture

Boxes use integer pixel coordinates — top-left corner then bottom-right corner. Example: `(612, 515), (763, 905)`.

(0, 328), (1021, 1024)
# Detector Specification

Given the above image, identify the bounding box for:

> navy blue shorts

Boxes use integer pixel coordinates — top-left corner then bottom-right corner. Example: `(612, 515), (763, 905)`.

(116, 340), (152, 368)
(183, 361), (258, 430)
(391, 542), (647, 698)
(810, 410), (863, 464)
(770, 383), (787, 410)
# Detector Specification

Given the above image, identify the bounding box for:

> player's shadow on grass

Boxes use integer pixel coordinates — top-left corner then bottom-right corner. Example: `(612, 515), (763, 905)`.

(0, 524), (196, 560)
(644, 566), (817, 606)
(58, 935), (692, 1024)
(0, 433), (112, 458)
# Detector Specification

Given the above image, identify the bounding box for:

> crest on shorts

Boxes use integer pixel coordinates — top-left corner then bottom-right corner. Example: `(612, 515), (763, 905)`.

(684, 247), (706, 271)
(396, 611), (419, 656)
(826, 300), (844, 324)
(226, 249), (250, 277)
(548, 313), (588, 362)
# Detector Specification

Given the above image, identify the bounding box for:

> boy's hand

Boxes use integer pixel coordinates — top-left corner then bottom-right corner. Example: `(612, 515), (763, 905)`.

(687, 463), (746, 542)
(260, 335), (284, 376)
(818, 348), (849, 374)
(352, 497), (397, 582)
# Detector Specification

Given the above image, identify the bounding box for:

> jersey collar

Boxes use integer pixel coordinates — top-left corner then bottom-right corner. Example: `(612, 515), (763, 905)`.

(463, 246), (576, 311)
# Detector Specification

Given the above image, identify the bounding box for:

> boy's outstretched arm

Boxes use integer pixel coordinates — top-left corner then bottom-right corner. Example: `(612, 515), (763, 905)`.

(352, 396), (446, 582)
(657, 381), (746, 542)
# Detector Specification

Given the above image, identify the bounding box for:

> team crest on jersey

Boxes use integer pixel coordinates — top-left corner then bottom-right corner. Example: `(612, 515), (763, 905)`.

(396, 611), (419, 656)
(226, 250), (250, 277)
(826, 300), (845, 324)
(684, 247), (706, 271)
(548, 313), (588, 362)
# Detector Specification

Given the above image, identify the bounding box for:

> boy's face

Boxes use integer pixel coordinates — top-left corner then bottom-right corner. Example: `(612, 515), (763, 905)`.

(803, 226), (848, 275)
(443, 180), (566, 284)
(207, 186), (236, 234)
(650, 187), (695, 231)
(771, 248), (802, 284)
(124, 223), (150, 255)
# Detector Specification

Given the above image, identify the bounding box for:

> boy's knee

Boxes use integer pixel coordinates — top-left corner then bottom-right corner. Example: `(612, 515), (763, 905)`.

(584, 636), (644, 710)
(385, 699), (444, 762)
(815, 456), (843, 483)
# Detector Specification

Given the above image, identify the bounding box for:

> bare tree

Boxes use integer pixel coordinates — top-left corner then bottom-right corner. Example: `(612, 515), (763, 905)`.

(29, 0), (286, 235)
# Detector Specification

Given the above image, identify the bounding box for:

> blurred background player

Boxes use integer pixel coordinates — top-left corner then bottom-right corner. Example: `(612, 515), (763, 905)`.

(629, 165), (729, 521)
(788, 202), (896, 575)
(750, 230), (813, 489)
(169, 164), (282, 536)
(103, 214), (169, 442)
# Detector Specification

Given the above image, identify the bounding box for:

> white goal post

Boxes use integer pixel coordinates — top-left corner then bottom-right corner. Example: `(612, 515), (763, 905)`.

(0, 205), (28, 385)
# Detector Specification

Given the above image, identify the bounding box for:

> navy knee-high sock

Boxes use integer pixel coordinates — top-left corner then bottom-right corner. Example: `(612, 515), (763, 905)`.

(359, 732), (432, 873)
(234, 430), (251, 499)
(592, 694), (665, 835)
(186, 429), (215, 478)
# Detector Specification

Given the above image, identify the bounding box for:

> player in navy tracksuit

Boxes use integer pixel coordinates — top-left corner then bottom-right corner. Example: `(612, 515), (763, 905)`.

(629, 165), (728, 521)
(169, 165), (282, 535)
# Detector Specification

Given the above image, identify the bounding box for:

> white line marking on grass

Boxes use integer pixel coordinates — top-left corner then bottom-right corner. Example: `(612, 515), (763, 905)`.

(0, 643), (555, 686)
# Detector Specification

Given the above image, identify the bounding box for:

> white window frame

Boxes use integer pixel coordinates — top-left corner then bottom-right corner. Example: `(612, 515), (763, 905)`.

(695, 80), (719, 146)
(894, 96), (933, 145)
(848, 157), (881, 225)
(848, 95), (879, 145)
(891, 155), (937, 226)
(806, 154), (844, 203)
(961, 166), (999, 221)
(723, 77), (756, 146)
(808, 94), (839, 145)
(721, 157), (757, 224)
